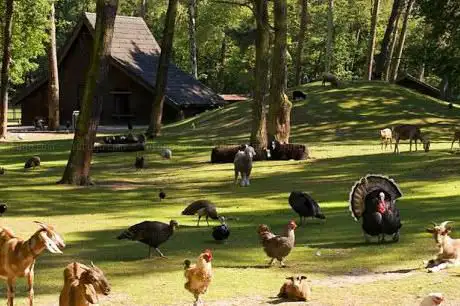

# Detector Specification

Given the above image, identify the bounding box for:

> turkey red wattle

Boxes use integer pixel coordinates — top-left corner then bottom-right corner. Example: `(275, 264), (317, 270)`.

(377, 200), (386, 214)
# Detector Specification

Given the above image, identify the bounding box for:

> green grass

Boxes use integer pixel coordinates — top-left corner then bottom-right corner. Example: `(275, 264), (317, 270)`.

(1, 81), (460, 305)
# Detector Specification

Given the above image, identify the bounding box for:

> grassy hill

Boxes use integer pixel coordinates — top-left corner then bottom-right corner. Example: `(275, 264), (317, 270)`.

(1, 82), (460, 305)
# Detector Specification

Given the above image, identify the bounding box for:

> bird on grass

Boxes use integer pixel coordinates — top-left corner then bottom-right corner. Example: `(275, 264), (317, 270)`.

(24, 156), (41, 170)
(135, 156), (145, 170)
(0, 167), (5, 175)
(117, 220), (178, 258)
(182, 200), (221, 227)
(288, 191), (325, 225)
(212, 216), (229, 241)
(0, 203), (7, 216)
(159, 190), (166, 201)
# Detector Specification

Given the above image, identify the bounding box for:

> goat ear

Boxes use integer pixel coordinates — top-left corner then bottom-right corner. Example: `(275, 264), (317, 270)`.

(39, 231), (63, 254)
(300, 275), (307, 280)
(84, 284), (98, 304)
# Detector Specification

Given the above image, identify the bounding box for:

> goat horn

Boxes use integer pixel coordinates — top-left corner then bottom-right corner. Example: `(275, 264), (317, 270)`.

(440, 221), (454, 228)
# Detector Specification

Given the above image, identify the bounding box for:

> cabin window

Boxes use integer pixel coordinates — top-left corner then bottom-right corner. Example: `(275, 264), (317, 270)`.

(112, 91), (132, 117)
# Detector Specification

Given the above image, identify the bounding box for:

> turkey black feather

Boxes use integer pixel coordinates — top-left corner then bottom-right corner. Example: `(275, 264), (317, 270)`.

(288, 191), (325, 225)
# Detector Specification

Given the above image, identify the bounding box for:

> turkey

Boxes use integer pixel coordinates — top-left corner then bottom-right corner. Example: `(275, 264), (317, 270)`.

(159, 190), (166, 200)
(212, 217), (230, 241)
(182, 200), (221, 227)
(117, 220), (178, 258)
(349, 174), (403, 243)
(0, 203), (7, 216)
(288, 191), (325, 225)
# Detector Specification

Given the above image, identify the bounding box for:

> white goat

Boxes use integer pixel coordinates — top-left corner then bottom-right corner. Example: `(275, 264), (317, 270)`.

(379, 128), (393, 150)
(59, 262), (110, 306)
(233, 145), (256, 187)
(0, 222), (65, 306)
(424, 221), (460, 272)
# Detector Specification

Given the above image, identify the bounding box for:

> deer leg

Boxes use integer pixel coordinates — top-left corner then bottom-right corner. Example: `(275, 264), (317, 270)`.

(415, 138), (418, 151)
(409, 139), (412, 152)
(27, 268), (34, 306)
(394, 139), (399, 154)
(197, 215), (201, 227)
(234, 170), (238, 185)
(452, 139), (455, 150)
(206, 215), (210, 226)
(7, 278), (15, 306)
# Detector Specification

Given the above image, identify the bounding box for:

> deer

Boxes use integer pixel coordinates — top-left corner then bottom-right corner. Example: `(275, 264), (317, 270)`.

(0, 221), (65, 306)
(393, 124), (430, 153)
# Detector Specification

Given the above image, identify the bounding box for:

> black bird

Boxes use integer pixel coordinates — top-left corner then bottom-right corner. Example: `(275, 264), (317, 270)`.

(24, 156), (41, 170)
(349, 174), (402, 243)
(212, 217), (230, 241)
(288, 191), (325, 225)
(0, 203), (7, 216)
(117, 220), (178, 258)
(127, 120), (133, 131)
(159, 190), (166, 200)
(182, 200), (220, 227)
(65, 120), (71, 131)
(0, 167), (5, 175)
(135, 156), (145, 170)
(448, 103), (453, 109)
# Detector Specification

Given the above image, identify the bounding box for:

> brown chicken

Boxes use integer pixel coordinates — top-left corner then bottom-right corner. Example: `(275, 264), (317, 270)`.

(184, 249), (213, 305)
(257, 220), (297, 267)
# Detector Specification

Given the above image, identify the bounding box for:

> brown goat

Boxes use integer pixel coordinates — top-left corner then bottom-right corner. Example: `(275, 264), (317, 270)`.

(451, 130), (460, 151)
(278, 275), (311, 301)
(424, 221), (460, 272)
(59, 262), (110, 306)
(393, 125), (430, 153)
(0, 222), (65, 306)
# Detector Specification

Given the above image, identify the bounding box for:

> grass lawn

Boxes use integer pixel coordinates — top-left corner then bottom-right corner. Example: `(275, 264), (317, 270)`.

(1, 81), (460, 305)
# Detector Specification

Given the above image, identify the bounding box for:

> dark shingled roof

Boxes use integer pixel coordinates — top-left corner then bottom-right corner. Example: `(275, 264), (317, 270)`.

(14, 13), (223, 107)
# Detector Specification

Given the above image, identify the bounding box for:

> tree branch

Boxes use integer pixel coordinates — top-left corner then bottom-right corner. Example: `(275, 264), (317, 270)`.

(212, 0), (254, 13)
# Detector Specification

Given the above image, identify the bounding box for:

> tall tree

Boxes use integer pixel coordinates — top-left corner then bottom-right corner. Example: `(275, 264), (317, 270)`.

(390, 0), (415, 82)
(364, 0), (380, 80)
(146, 0), (179, 138)
(0, 0), (14, 139)
(384, 8), (401, 81)
(59, 0), (119, 185)
(294, 0), (308, 86)
(48, 0), (60, 130)
(267, 0), (291, 143)
(250, 0), (269, 149)
(324, 0), (334, 73)
(187, 0), (198, 79)
(374, 0), (402, 80)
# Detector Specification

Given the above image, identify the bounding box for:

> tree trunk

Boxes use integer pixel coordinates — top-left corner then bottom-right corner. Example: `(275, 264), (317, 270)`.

(48, 1), (60, 130)
(145, 0), (179, 138)
(58, 0), (119, 185)
(390, 0), (414, 82)
(267, 0), (291, 144)
(364, 0), (380, 80)
(440, 75), (450, 101)
(325, 0), (334, 73)
(418, 63), (425, 81)
(294, 0), (308, 86)
(187, 0), (198, 79)
(217, 34), (227, 92)
(384, 8), (401, 81)
(139, 0), (147, 18)
(250, 0), (269, 149)
(0, 0), (14, 139)
(374, 0), (402, 80)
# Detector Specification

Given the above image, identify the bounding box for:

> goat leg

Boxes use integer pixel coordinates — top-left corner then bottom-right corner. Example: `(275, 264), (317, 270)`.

(7, 278), (16, 306)
(27, 267), (34, 306)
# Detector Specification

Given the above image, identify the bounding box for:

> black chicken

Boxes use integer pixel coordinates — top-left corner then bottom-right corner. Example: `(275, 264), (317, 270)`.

(212, 217), (230, 241)
(135, 156), (145, 170)
(0, 167), (5, 175)
(159, 190), (166, 200)
(182, 200), (220, 227)
(24, 156), (41, 170)
(288, 191), (325, 225)
(0, 203), (7, 216)
(117, 220), (178, 258)
(349, 174), (403, 243)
